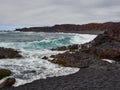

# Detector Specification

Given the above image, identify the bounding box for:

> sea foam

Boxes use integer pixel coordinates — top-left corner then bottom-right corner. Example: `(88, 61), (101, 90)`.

(0, 32), (96, 86)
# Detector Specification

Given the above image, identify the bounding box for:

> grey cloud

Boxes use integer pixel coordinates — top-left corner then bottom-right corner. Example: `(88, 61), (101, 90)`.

(0, 0), (120, 26)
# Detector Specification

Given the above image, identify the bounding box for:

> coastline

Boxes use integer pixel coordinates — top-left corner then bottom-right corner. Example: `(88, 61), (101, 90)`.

(1, 22), (120, 90)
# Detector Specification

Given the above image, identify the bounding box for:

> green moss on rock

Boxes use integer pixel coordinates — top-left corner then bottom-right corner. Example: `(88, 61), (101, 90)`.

(0, 69), (11, 80)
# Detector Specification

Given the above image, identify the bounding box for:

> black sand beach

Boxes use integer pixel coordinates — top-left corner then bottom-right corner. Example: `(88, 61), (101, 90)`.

(3, 66), (120, 90)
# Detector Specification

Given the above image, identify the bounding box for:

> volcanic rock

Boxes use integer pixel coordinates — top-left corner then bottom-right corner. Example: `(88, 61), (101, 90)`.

(42, 56), (48, 60)
(0, 69), (11, 80)
(16, 22), (120, 33)
(50, 50), (99, 68)
(0, 47), (22, 59)
(49, 27), (120, 68)
(51, 44), (80, 51)
(0, 78), (16, 89)
(92, 42), (120, 60)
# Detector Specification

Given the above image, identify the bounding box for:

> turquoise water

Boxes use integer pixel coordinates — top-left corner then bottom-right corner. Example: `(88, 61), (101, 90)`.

(0, 31), (96, 86)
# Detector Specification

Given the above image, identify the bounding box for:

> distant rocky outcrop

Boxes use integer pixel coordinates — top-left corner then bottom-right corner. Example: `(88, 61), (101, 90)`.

(0, 47), (22, 59)
(16, 22), (120, 33)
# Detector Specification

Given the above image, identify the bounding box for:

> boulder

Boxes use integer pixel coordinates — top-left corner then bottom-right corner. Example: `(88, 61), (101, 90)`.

(0, 47), (22, 59)
(0, 69), (11, 80)
(0, 78), (16, 89)
(42, 56), (48, 60)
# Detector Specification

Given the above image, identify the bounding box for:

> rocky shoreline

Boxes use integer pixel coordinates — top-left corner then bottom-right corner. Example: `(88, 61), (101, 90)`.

(1, 22), (120, 90)
(6, 26), (120, 90)
(48, 28), (120, 68)
(0, 47), (22, 89)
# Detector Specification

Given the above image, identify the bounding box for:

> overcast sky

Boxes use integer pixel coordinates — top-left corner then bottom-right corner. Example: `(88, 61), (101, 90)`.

(0, 0), (120, 26)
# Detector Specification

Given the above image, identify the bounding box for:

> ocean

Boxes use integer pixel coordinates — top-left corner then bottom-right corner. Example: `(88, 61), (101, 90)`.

(0, 31), (96, 86)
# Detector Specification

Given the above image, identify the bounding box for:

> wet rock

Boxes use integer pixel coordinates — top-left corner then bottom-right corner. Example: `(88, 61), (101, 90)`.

(50, 51), (99, 68)
(42, 56), (48, 60)
(50, 47), (119, 69)
(0, 47), (22, 59)
(0, 69), (11, 80)
(68, 44), (80, 51)
(0, 78), (16, 89)
(51, 46), (67, 51)
(51, 44), (80, 51)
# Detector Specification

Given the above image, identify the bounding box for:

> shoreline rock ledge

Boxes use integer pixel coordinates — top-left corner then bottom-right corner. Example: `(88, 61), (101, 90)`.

(48, 27), (120, 68)
(0, 69), (16, 89)
(0, 47), (21, 89)
(0, 47), (22, 59)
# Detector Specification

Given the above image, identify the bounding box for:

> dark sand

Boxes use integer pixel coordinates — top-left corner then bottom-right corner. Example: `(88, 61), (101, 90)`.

(3, 67), (120, 90)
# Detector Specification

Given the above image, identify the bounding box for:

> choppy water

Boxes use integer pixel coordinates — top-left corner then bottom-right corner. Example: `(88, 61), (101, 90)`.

(0, 31), (96, 87)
